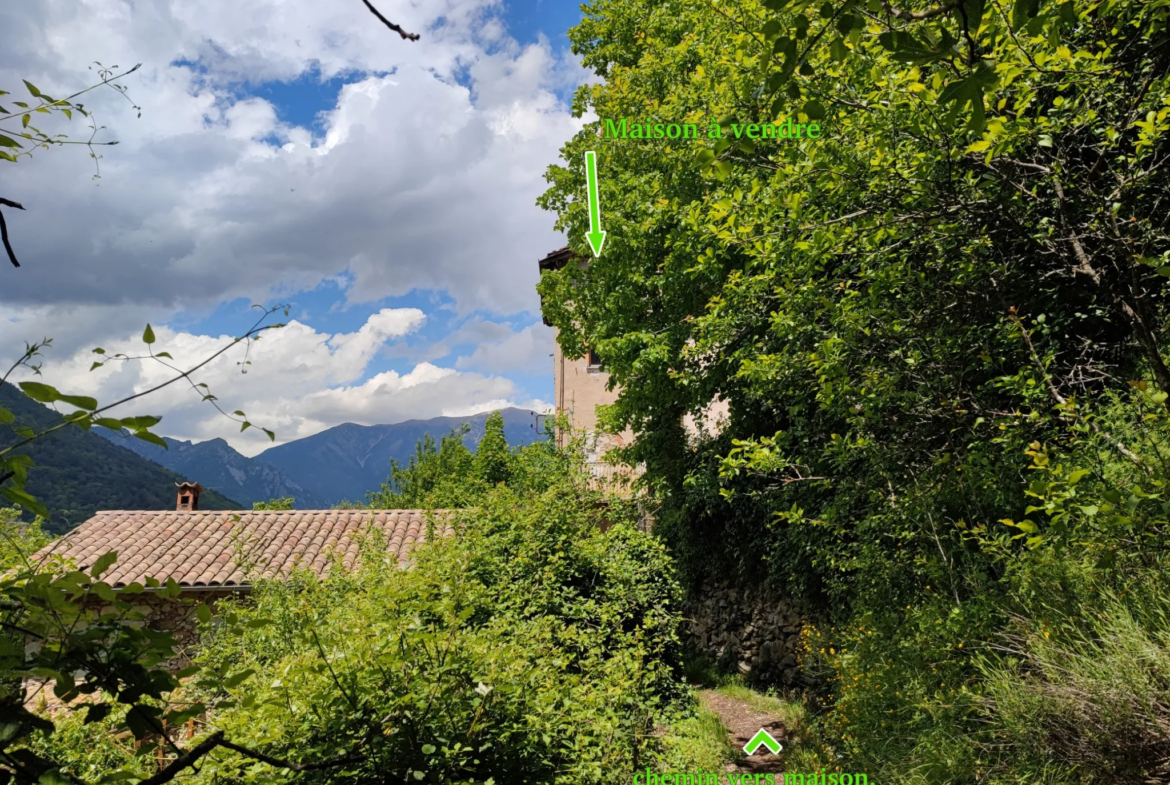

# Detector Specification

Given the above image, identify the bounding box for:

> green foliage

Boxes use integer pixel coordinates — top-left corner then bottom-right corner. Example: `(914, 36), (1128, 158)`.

(543, 0), (1170, 596)
(472, 412), (514, 487)
(192, 474), (684, 783)
(0, 507), (51, 569)
(538, 0), (1170, 782)
(0, 552), (195, 783)
(21, 704), (147, 783)
(368, 425), (478, 508)
(367, 412), (573, 510)
(253, 496), (296, 510)
(0, 384), (241, 532)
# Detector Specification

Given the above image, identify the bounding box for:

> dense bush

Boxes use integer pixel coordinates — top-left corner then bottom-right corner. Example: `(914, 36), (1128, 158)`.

(788, 393), (1170, 784)
(366, 412), (575, 510)
(188, 474), (684, 783)
(537, 0), (1170, 782)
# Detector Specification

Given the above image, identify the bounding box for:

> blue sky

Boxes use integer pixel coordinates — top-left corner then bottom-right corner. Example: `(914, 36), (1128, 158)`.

(0, 0), (591, 453)
(244, 1), (584, 131)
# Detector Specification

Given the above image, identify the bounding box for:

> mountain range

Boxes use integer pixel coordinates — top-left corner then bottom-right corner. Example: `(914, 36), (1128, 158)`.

(0, 385), (241, 533)
(100, 408), (544, 508)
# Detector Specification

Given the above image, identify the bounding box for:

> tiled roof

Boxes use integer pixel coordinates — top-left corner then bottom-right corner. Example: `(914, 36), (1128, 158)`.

(34, 510), (452, 589)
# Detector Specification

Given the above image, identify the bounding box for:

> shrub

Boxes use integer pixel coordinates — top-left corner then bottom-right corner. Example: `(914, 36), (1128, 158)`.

(191, 476), (685, 783)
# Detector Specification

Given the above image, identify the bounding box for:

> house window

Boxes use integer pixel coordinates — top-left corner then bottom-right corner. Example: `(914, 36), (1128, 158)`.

(587, 349), (604, 371)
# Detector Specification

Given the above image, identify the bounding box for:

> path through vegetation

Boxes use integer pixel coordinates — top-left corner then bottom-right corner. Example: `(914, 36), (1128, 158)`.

(698, 689), (786, 775)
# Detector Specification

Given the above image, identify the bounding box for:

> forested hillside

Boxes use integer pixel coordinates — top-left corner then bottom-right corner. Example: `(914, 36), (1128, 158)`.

(0, 385), (241, 532)
(98, 433), (329, 509)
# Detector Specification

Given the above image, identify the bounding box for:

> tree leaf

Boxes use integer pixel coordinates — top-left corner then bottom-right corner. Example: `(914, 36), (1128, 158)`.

(90, 551), (118, 580)
(83, 703), (113, 724)
(0, 487), (47, 519)
(1012, 0), (1041, 29)
(142, 324), (156, 345)
(120, 415), (161, 430)
(0, 407), (13, 425)
(223, 668), (255, 689)
(22, 80), (41, 98)
(132, 430), (168, 449)
(58, 394), (98, 411)
(960, 0), (985, 31)
(18, 382), (60, 403)
(802, 101), (827, 120)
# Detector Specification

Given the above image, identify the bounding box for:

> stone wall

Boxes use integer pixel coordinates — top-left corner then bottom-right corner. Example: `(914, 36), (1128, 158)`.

(25, 590), (241, 715)
(126, 590), (239, 670)
(687, 581), (812, 689)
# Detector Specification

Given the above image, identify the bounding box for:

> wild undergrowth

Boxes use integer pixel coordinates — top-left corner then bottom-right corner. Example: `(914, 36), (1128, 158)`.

(189, 475), (687, 784)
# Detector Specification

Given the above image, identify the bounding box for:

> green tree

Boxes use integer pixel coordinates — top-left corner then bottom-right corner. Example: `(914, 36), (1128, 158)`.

(367, 425), (477, 508)
(367, 412), (565, 510)
(192, 473), (682, 784)
(252, 497), (295, 511)
(541, 0), (1170, 606)
(0, 507), (50, 570)
(472, 411), (515, 486)
(537, 0), (1170, 780)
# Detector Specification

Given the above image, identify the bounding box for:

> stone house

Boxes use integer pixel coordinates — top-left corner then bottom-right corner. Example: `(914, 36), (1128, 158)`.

(34, 483), (450, 668)
(537, 247), (729, 482)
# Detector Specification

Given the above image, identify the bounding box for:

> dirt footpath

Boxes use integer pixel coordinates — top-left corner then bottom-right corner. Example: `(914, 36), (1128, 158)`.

(698, 689), (786, 775)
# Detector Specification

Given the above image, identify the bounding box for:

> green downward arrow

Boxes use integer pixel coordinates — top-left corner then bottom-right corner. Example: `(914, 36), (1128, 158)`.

(584, 150), (606, 257)
(744, 728), (782, 755)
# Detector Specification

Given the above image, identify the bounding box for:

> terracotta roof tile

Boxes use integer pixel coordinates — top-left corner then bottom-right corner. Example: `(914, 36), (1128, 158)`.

(34, 510), (454, 589)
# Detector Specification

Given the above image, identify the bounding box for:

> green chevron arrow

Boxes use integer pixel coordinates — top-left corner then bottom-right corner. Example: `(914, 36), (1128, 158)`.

(584, 150), (606, 257)
(743, 728), (782, 755)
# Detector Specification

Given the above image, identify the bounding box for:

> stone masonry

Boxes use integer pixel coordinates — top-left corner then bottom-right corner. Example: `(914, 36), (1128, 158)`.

(687, 581), (812, 689)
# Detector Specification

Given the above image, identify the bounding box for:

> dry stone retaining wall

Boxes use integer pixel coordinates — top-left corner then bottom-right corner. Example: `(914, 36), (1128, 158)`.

(687, 581), (812, 688)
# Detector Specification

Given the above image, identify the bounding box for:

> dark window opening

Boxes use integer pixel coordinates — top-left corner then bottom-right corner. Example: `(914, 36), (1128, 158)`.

(587, 349), (604, 370)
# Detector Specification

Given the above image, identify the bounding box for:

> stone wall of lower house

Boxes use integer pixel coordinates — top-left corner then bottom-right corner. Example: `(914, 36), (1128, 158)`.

(25, 590), (243, 715)
(126, 590), (240, 670)
(687, 582), (812, 689)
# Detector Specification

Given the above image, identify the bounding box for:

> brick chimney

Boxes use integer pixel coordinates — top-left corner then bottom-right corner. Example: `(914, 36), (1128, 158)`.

(175, 482), (203, 511)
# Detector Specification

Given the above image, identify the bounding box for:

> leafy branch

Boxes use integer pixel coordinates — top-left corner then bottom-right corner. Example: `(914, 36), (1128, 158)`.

(0, 62), (142, 268)
(0, 305), (287, 516)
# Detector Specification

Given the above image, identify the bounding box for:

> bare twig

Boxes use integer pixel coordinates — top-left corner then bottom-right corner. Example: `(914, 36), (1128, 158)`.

(0, 198), (24, 268)
(136, 731), (364, 784)
(0, 306), (284, 461)
(360, 0), (420, 41)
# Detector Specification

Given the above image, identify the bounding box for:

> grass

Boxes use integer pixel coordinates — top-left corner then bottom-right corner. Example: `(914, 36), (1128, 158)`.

(675, 646), (830, 773)
(654, 702), (737, 772)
